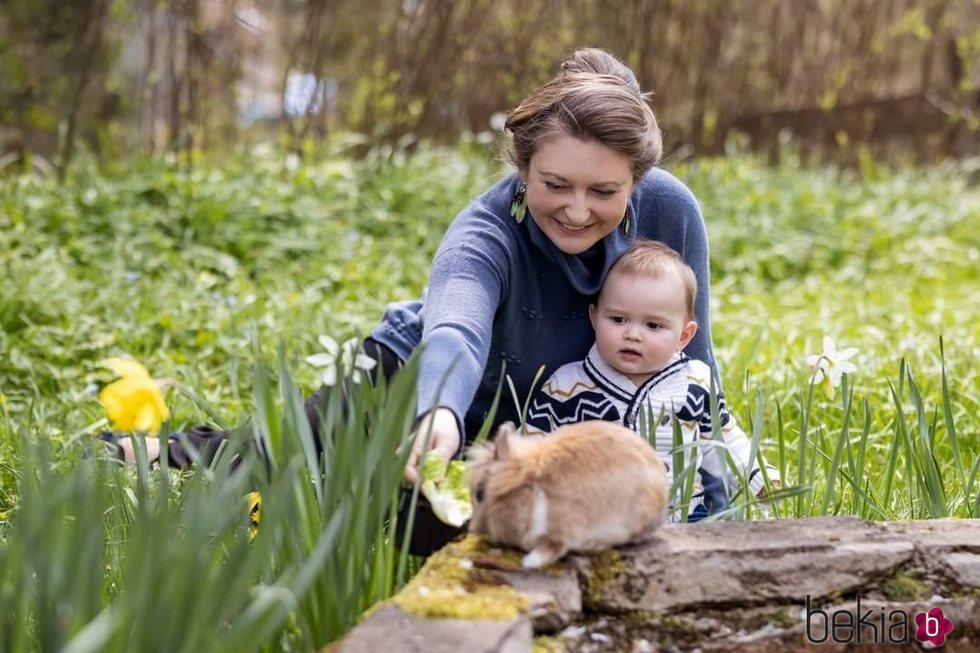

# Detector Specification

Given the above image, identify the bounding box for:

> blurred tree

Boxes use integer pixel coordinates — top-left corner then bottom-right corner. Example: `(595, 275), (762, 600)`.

(2, 0), (979, 171)
(0, 0), (118, 169)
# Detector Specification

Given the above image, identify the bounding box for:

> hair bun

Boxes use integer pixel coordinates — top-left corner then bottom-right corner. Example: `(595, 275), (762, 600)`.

(559, 48), (641, 95)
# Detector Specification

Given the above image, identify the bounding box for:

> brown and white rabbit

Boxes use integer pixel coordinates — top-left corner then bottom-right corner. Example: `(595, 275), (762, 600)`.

(466, 420), (669, 568)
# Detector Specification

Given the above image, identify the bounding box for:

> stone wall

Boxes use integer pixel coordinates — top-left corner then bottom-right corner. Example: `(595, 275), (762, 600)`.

(328, 517), (980, 652)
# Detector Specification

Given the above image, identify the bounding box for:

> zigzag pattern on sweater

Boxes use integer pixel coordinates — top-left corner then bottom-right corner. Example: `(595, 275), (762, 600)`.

(675, 385), (732, 433)
(527, 390), (621, 431)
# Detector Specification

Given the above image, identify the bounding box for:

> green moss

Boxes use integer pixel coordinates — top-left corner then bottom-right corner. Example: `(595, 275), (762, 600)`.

(769, 607), (799, 628)
(948, 587), (980, 600)
(584, 549), (626, 604)
(623, 610), (658, 626)
(532, 635), (566, 653)
(880, 569), (929, 602)
(454, 532), (526, 565)
(390, 535), (530, 620)
(659, 614), (696, 632)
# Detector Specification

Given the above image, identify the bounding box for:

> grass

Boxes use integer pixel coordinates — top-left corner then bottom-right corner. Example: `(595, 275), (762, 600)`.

(1, 347), (424, 652)
(0, 140), (978, 649)
(669, 155), (979, 520)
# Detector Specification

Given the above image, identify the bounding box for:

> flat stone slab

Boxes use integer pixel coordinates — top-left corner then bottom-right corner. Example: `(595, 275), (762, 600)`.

(325, 603), (532, 653)
(584, 516), (980, 613)
(329, 517), (980, 652)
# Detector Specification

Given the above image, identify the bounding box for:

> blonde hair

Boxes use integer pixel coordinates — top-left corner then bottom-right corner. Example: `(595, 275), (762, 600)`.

(605, 240), (698, 322)
(505, 48), (662, 182)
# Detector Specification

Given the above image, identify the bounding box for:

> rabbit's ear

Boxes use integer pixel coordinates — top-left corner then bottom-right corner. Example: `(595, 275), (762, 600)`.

(495, 421), (517, 440)
(493, 422), (517, 460)
(494, 426), (516, 461)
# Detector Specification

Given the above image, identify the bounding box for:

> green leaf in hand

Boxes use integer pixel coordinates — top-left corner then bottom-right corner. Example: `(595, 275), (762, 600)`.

(420, 452), (472, 526)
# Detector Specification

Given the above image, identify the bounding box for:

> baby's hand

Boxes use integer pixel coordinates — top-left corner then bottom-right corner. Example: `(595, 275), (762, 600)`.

(757, 479), (780, 499)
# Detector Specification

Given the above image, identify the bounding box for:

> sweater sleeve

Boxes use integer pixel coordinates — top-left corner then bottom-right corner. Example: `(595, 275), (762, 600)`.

(694, 391), (779, 498)
(415, 222), (511, 424)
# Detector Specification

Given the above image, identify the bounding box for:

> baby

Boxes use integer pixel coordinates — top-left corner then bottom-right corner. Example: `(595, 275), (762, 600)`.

(526, 240), (777, 520)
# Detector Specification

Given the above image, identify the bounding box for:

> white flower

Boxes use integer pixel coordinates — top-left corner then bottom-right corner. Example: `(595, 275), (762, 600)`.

(305, 335), (377, 386)
(805, 336), (858, 399)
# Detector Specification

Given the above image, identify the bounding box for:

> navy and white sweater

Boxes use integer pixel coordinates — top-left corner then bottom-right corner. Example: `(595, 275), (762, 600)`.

(526, 345), (776, 518)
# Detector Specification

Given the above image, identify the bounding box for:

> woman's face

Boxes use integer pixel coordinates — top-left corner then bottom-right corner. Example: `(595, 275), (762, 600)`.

(522, 135), (634, 255)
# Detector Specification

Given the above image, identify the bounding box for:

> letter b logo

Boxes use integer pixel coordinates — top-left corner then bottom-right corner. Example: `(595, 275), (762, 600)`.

(915, 608), (953, 646)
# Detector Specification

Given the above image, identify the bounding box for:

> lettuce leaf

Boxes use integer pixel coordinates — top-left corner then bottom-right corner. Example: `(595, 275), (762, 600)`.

(420, 452), (472, 526)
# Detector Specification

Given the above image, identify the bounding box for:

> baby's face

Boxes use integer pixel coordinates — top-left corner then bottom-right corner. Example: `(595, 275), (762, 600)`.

(589, 271), (696, 386)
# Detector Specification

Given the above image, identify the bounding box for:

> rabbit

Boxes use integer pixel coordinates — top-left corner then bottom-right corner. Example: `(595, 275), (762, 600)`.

(466, 420), (669, 569)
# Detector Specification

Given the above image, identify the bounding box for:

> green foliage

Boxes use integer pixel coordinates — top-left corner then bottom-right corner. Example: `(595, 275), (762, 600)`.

(671, 155), (980, 521)
(0, 344), (422, 651)
(0, 144), (978, 648)
(0, 140), (494, 427)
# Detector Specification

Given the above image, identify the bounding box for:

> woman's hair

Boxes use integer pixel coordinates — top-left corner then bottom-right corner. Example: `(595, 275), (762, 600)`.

(505, 48), (662, 181)
(559, 48), (642, 93)
(606, 239), (697, 322)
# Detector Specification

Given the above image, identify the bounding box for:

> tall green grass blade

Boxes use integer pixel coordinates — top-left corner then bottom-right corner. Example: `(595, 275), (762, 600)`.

(707, 376), (743, 516)
(774, 399), (788, 504)
(669, 416), (697, 522)
(820, 375), (853, 514)
(882, 362), (907, 511)
(472, 361), (506, 446)
(906, 368), (947, 517)
(939, 337), (967, 499)
(796, 382), (814, 516)
(969, 457), (980, 518)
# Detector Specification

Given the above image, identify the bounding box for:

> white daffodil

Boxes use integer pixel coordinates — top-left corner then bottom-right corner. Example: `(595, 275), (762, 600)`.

(305, 335), (378, 386)
(805, 335), (858, 399)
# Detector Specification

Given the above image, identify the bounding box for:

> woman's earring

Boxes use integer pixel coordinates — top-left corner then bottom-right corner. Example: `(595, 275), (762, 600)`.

(510, 181), (527, 223)
(621, 208), (631, 235)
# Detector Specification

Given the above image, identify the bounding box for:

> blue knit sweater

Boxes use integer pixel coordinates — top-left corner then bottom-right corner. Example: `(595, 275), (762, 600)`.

(371, 169), (717, 439)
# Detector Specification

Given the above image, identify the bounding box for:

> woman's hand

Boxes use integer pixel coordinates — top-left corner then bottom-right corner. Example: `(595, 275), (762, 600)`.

(403, 407), (461, 485)
(117, 436), (162, 464)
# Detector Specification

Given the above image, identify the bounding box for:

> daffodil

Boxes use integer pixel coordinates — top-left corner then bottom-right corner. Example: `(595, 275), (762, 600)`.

(305, 335), (377, 386)
(97, 358), (169, 435)
(246, 491), (262, 540)
(805, 336), (858, 399)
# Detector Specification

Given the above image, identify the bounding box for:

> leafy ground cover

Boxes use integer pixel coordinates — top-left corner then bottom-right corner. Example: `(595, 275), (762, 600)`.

(0, 142), (977, 650)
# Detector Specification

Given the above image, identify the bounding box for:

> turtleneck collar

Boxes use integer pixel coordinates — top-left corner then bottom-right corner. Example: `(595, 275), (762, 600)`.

(523, 190), (636, 297)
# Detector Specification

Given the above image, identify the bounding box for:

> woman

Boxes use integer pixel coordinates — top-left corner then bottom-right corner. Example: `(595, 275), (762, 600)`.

(386, 47), (717, 483)
(110, 47), (719, 553)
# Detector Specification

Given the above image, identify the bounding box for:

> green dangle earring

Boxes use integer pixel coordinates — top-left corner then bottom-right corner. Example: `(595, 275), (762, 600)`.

(621, 207), (631, 235)
(510, 181), (527, 223)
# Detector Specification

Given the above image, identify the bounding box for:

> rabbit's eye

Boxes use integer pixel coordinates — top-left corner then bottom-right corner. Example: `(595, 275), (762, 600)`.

(474, 484), (485, 503)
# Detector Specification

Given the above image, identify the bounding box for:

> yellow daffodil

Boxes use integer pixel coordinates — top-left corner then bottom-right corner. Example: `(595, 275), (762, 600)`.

(246, 491), (262, 540)
(97, 357), (169, 435)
